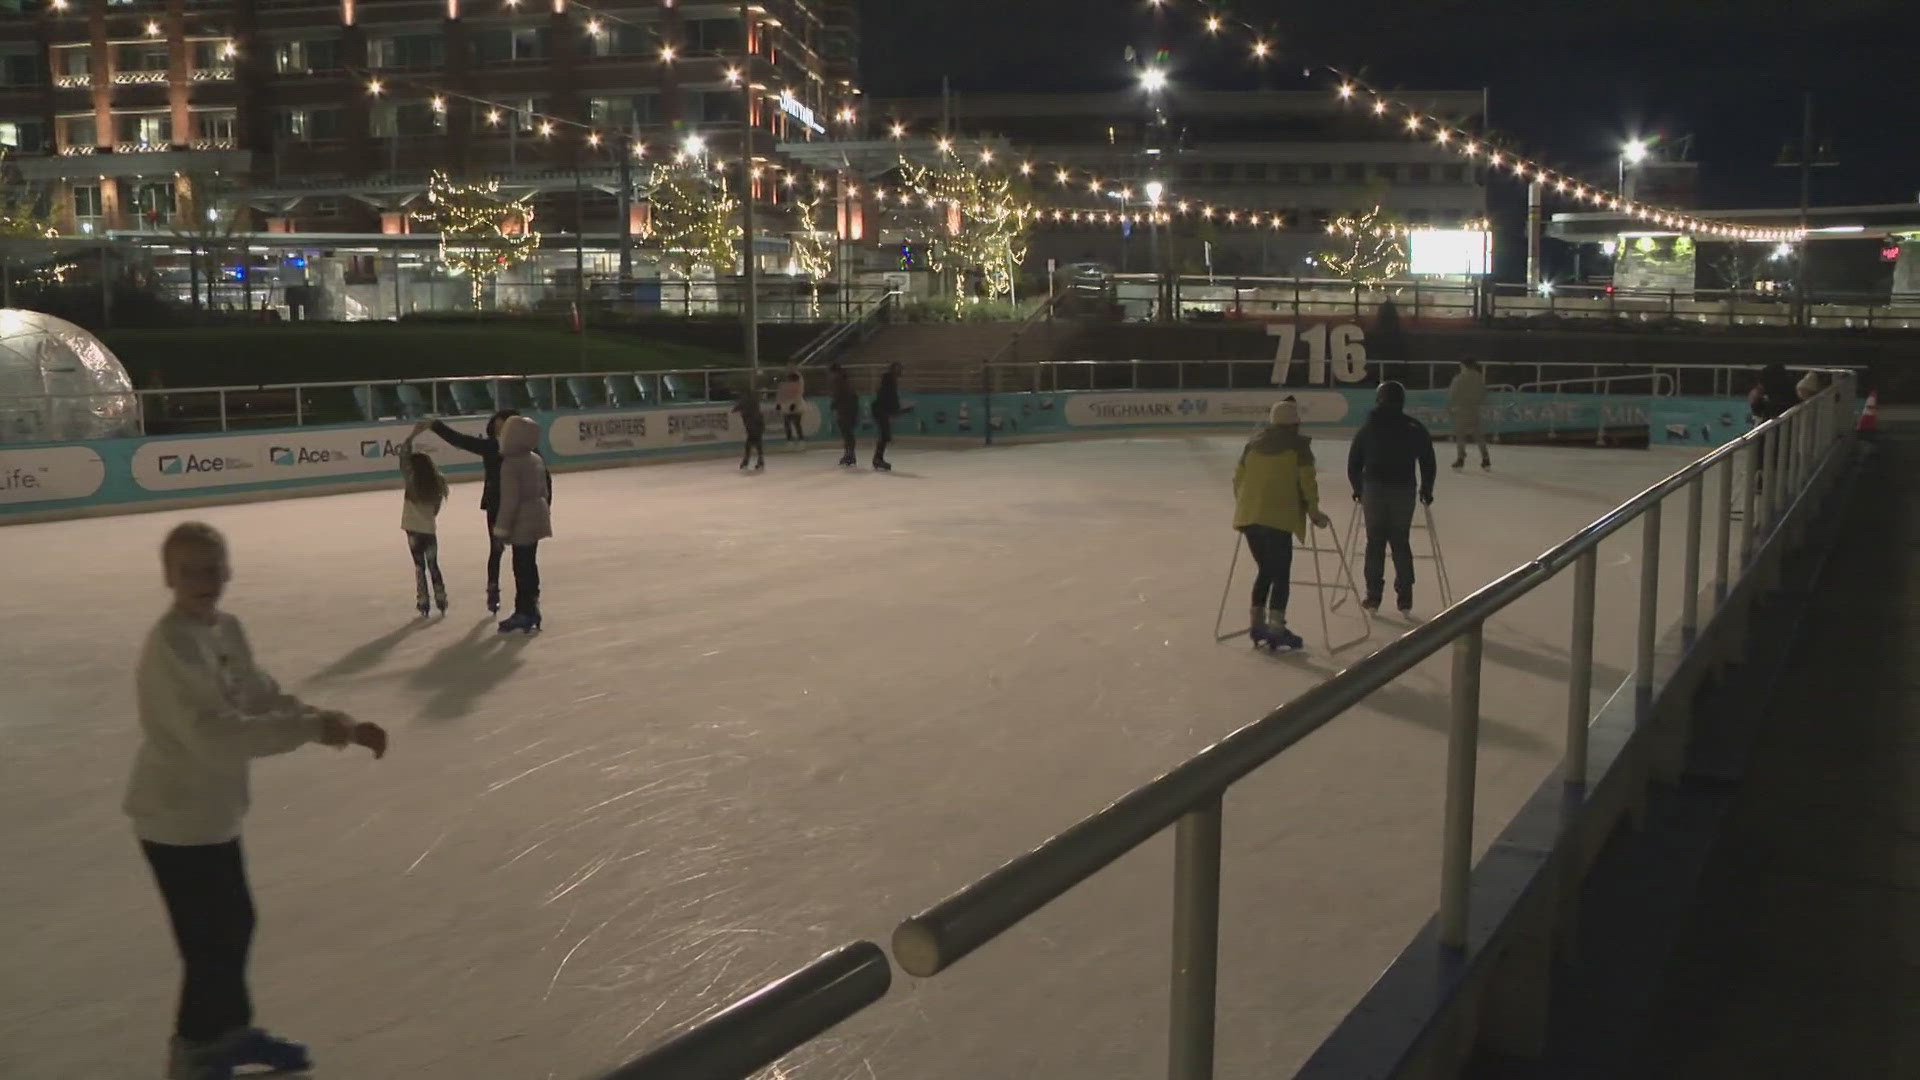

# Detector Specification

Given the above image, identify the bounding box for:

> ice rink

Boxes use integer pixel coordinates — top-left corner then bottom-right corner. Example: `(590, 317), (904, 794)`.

(1, 434), (1710, 1080)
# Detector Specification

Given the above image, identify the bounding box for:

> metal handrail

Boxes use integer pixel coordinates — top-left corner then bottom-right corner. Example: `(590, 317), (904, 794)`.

(790, 289), (900, 368)
(888, 374), (1856, 1080)
(596, 942), (891, 1080)
(1516, 371), (1678, 397)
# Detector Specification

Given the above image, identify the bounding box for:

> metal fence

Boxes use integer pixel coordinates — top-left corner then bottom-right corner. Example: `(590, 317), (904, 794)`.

(1106, 273), (1920, 331)
(596, 374), (1856, 1080)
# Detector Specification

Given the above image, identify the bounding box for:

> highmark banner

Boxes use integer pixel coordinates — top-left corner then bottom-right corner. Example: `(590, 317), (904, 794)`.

(1, 390), (1747, 522)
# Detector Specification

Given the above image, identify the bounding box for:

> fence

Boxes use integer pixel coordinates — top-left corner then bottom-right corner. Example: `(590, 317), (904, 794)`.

(598, 374), (1857, 1080)
(1106, 273), (1920, 331)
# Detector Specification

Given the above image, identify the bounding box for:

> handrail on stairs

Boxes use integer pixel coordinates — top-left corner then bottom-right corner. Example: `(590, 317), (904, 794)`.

(790, 290), (900, 369)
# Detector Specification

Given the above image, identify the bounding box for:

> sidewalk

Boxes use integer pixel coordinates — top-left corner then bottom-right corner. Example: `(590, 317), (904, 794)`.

(1631, 414), (1920, 1076)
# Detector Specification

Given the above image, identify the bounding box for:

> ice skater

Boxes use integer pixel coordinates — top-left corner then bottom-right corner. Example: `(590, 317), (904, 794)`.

(1233, 399), (1332, 650)
(829, 362), (860, 467)
(128, 522), (387, 1080)
(731, 382), (767, 470)
(775, 368), (806, 443)
(398, 435), (449, 617)
(1347, 381), (1437, 616)
(419, 410), (518, 614)
(1447, 357), (1491, 470)
(492, 415), (553, 633)
(871, 361), (904, 471)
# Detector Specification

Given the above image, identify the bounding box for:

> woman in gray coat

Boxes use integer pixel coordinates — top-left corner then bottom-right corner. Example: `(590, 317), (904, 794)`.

(491, 415), (553, 633)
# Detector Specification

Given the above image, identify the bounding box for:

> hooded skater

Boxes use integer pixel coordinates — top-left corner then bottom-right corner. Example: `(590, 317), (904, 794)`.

(419, 410), (519, 614)
(731, 382), (767, 470)
(871, 361), (904, 471)
(828, 362), (860, 466)
(1233, 399), (1332, 650)
(1347, 381), (1437, 616)
(1447, 357), (1491, 470)
(491, 415), (552, 633)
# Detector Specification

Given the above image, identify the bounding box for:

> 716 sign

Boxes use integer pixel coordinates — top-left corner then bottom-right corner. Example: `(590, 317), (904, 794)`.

(1268, 323), (1369, 386)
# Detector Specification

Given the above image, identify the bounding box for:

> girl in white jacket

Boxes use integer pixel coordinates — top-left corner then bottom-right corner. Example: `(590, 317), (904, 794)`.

(399, 436), (449, 617)
(127, 522), (386, 1080)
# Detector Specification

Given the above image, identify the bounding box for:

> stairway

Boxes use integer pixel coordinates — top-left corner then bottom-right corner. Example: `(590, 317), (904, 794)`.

(834, 318), (1083, 393)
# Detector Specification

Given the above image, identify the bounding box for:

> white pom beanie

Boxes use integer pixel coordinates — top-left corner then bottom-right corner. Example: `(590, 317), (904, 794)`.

(1268, 400), (1301, 426)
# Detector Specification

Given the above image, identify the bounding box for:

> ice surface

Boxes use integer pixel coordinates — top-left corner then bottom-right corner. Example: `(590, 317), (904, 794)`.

(0, 435), (1709, 1079)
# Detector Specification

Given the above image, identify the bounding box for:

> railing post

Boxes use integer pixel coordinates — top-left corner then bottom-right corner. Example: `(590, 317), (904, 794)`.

(294, 388), (303, 428)
(1765, 422), (1785, 530)
(1716, 453), (1734, 602)
(1741, 437), (1760, 566)
(218, 389), (228, 431)
(1566, 550), (1596, 786)
(1168, 797), (1223, 1080)
(1683, 475), (1703, 640)
(1637, 501), (1662, 715)
(1440, 624), (1484, 950)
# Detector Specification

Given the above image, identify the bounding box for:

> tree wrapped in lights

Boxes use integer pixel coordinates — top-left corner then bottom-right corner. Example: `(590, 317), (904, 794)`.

(1319, 206), (1408, 287)
(788, 195), (836, 317)
(899, 157), (1028, 303)
(415, 171), (540, 308)
(645, 161), (738, 279)
(0, 150), (57, 240)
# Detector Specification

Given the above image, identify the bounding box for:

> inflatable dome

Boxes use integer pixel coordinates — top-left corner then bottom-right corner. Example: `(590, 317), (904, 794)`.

(0, 309), (138, 444)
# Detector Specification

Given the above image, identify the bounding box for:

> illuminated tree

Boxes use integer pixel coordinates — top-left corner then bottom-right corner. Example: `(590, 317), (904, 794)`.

(0, 151), (56, 240)
(1319, 206), (1407, 286)
(900, 156), (1028, 303)
(645, 161), (738, 279)
(414, 170), (541, 307)
(788, 195), (835, 316)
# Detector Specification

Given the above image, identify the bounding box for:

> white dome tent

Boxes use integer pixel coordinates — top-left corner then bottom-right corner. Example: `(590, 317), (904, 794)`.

(0, 309), (138, 444)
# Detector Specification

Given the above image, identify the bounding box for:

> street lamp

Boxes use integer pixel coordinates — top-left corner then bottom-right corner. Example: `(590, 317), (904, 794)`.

(1619, 137), (1650, 193)
(1139, 67), (1168, 93)
(1145, 180), (1164, 205)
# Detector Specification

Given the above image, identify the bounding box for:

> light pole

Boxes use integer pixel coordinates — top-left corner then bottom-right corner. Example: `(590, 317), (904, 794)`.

(1140, 66), (1169, 320)
(736, 0), (759, 375)
(1619, 137), (1650, 197)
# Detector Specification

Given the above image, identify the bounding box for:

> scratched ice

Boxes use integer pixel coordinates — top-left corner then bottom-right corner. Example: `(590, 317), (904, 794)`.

(0, 436), (1708, 1079)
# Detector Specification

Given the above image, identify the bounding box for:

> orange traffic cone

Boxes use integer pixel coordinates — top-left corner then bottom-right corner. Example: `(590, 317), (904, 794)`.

(1858, 391), (1879, 438)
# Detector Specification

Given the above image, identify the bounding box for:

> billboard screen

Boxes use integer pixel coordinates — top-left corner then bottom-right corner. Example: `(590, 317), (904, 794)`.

(1409, 229), (1490, 276)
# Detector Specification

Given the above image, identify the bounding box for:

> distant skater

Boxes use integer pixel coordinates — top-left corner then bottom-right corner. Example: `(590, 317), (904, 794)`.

(871, 361), (904, 471)
(1448, 357), (1491, 470)
(1232, 399), (1331, 650)
(732, 383), (767, 470)
(775, 368), (806, 443)
(829, 362), (860, 467)
(128, 522), (386, 1080)
(1348, 381), (1437, 616)
(492, 415), (553, 634)
(419, 410), (519, 614)
(398, 435), (448, 617)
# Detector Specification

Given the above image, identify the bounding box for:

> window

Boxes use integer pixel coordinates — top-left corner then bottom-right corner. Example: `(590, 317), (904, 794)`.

(61, 115), (97, 148)
(1373, 163), (1398, 182)
(1243, 163), (1268, 182)
(1343, 162), (1366, 181)
(1272, 163), (1299, 182)
(685, 18), (741, 55)
(196, 111), (236, 143)
(686, 89), (741, 124)
(0, 119), (48, 152)
(473, 26), (549, 62)
(1442, 164), (1466, 184)
(56, 47), (92, 78)
(1408, 163), (1431, 182)
(116, 43), (171, 71)
(369, 33), (442, 70)
(115, 112), (172, 147)
(73, 183), (103, 219)
(1, 49), (43, 88)
(191, 40), (234, 71)
(308, 107), (344, 140)
(132, 180), (177, 221)
(372, 101), (446, 138)
(274, 38), (340, 74)
(1209, 162), (1234, 182)
(589, 24), (651, 58)
(1309, 163), (1333, 181)
(274, 109), (307, 139)
(588, 92), (661, 129)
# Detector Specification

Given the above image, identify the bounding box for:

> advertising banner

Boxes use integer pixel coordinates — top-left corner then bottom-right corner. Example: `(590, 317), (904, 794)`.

(548, 402), (823, 458)
(0, 445), (107, 505)
(129, 420), (488, 492)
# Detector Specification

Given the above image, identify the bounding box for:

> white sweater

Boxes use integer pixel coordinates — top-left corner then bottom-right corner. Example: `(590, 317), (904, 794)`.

(124, 610), (325, 845)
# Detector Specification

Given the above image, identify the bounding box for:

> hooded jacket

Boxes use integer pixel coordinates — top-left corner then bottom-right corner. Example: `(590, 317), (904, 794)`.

(873, 370), (902, 419)
(1447, 365), (1488, 414)
(1233, 424), (1321, 535)
(829, 369), (860, 417)
(1347, 402), (1438, 500)
(731, 391), (767, 434)
(492, 415), (553, 545)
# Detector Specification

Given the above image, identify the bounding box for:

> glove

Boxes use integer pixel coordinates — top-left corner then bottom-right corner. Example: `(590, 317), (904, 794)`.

(1310, 510), (1332, 529)
(1421, 492), (1434, 506)
(1352, 492), (1363, 503)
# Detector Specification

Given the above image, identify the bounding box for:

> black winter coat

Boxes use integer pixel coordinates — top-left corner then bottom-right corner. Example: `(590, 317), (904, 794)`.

(1347, 406), (1438, 500)
(431, 420), (503, 512)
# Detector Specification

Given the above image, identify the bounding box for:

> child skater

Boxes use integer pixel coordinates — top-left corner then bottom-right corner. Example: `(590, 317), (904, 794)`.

(492, 415), (553, 633)
(731, 382), (767, 470)
(399, 435), (449, 617)
(1232, 399), (1331, 650)
(127, 522), (387, 1080)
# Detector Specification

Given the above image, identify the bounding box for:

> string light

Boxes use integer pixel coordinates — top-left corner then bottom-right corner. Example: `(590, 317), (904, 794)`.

(1251, 39), (1270, 59)
(658, 44), (676, 62)
(366, 78), (383, 95)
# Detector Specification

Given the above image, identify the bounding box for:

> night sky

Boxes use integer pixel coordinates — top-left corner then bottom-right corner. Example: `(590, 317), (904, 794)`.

(862, 0), (1920, 215)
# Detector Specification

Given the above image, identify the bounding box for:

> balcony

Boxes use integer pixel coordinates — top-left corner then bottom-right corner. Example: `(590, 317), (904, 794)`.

(114, 141), (171, 154)
(190, 66), (234, 82)
(54, 74), (92, 89)
(189, 136), (236, 150)
(112, 70), (169, 86)
(58, 145), (97, 156)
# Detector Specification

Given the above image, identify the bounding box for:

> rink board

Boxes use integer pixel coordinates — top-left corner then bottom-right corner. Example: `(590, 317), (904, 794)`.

(0, 389), (1743, 522)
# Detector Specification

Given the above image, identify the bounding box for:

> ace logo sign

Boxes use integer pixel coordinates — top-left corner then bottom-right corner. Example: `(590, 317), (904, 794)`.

(1268, 323), (1369, 386)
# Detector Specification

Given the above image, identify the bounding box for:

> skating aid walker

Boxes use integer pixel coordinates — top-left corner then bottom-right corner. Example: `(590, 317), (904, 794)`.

(1336, 500), (1455, 614)
(1213, 518), (1373, 655)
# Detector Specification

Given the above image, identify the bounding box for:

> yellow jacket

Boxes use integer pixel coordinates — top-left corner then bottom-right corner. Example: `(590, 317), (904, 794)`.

(1233, 425), (1321, 534)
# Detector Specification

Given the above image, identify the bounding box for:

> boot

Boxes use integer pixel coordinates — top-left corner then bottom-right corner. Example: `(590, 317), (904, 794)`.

(485, 583), (500, 614)
(1248, 605), (1272, 648)
(433, 582), (448, 614)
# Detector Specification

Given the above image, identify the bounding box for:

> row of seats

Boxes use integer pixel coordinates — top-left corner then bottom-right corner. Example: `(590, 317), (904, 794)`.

(352, 374), (710, 422)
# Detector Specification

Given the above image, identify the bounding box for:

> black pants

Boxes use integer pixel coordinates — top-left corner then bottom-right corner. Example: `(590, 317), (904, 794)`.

(483, 509), (505, 593)
(142, 838), (254, 1043)
(741, 429), (765, 466)
(782, 411), (804, 441)
(836, 410), (859, 458)
(407, 530), (445, 601)
(873, 409), (893, 463)
(511, 541), (541, 616)
(1362, 480), (1418, 602)
(1242, 525), (1295, 614)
